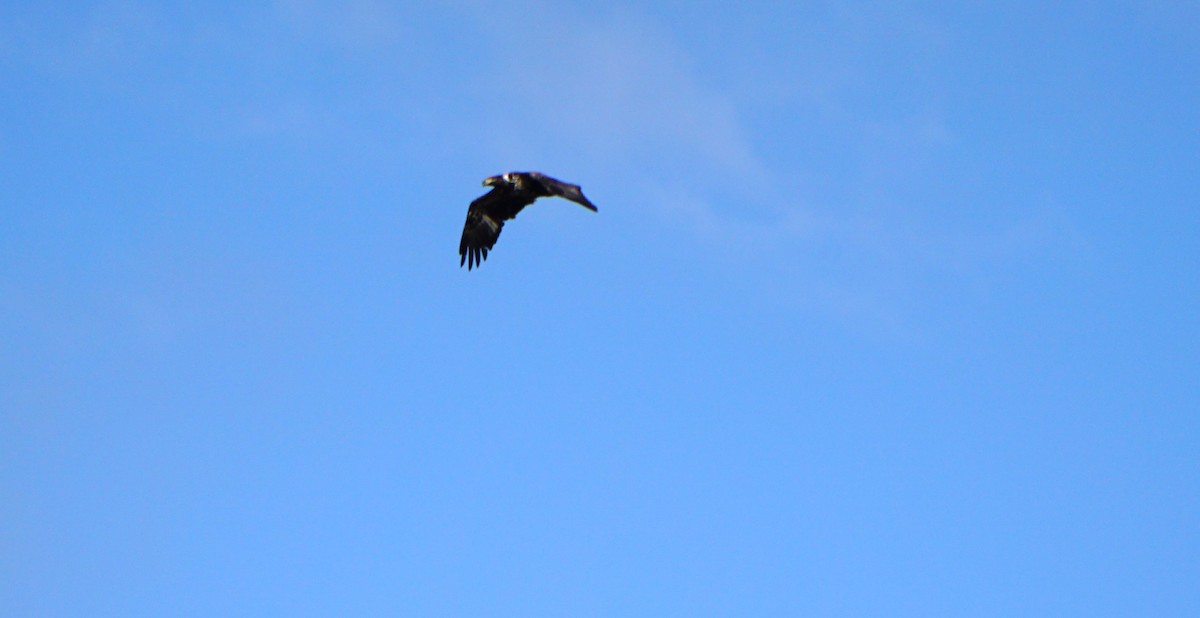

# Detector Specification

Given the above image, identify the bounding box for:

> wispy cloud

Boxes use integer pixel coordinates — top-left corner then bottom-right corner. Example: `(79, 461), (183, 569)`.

(443, 2), (1096, 335)
(269, 0), (411, 50)
(1, 1), (1093, 337)
(462, 5), (769, 192)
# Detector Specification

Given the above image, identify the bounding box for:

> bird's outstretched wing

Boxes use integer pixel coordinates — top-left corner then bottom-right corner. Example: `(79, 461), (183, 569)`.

(528, 172), (598, 211)
(459, 189), (534, 270)
(459, 205), (502, 271)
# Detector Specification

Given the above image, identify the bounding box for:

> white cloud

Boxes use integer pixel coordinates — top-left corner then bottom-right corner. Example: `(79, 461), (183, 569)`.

(464, 5), (770, 194)
(269, 0), (410, 50)
(1, 1), (1091, 337)
(453, 4), (1094, 329)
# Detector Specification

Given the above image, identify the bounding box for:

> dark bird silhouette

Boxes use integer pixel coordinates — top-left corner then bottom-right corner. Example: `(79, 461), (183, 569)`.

(459, 171), (598, 270)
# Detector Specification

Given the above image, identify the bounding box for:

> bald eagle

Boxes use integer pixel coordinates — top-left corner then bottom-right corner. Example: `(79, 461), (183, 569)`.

(459, 171), (598, 270)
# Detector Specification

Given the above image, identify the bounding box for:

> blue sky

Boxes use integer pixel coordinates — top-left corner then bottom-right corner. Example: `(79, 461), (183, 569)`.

(2, 1), (1197, 615)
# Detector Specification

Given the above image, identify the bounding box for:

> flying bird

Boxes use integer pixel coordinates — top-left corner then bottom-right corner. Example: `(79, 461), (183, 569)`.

(459, 171), (598, 270)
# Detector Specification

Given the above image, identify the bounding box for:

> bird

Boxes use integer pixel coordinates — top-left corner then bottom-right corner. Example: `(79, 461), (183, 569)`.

(459, 171), (598, 270)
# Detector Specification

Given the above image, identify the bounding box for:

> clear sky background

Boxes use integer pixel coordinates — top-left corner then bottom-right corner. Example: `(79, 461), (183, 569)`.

(2, 1), (1197, 615)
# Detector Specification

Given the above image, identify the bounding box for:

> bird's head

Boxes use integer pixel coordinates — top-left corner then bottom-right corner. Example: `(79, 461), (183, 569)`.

(483, 172), (522, 188)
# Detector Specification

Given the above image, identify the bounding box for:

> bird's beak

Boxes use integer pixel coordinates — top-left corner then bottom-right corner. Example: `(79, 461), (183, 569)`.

(482, 176), (501, 187)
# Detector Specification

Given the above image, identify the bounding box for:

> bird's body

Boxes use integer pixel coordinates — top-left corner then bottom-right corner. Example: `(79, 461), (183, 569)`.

(459, 171), (598, 270)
